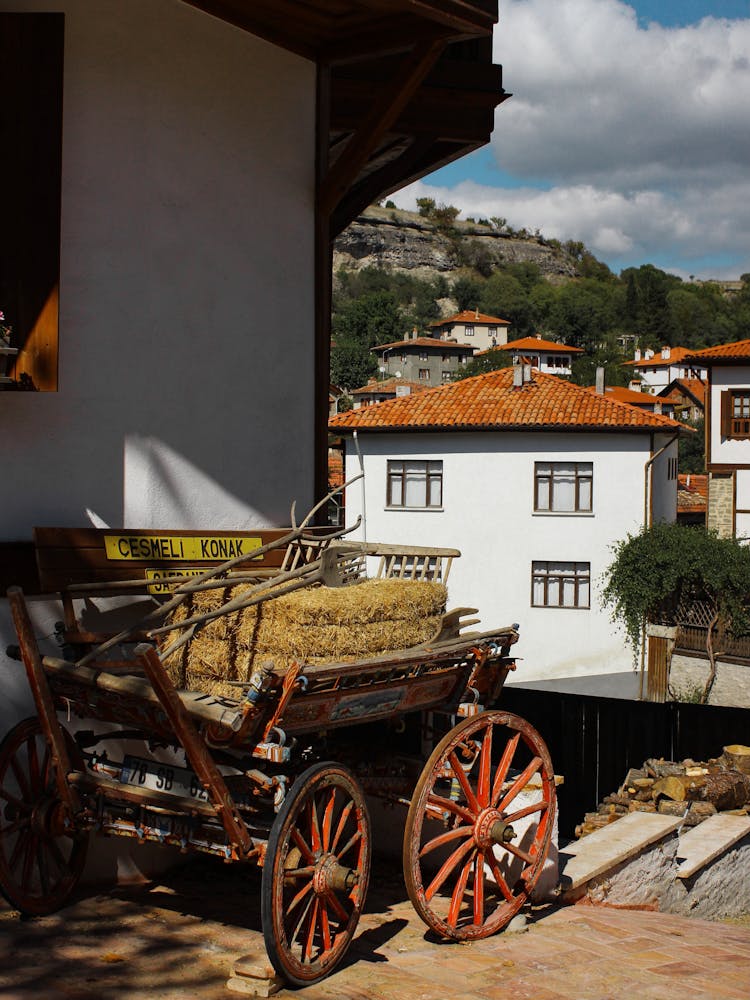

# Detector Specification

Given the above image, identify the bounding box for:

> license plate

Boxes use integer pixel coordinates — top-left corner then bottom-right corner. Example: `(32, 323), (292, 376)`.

(119, 754), (209, 801)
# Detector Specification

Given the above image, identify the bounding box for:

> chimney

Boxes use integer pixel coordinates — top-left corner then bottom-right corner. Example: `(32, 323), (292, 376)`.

(475, 307), (479, 319)
(513, 366), (523, 388)
(536, 334), (542, 340)
(634, 348), (641, 362)
(655, 401), (663, 414)
(645, 348), (654, 360)
(523, 363), (532, 383)
(595, 366), (605, 395)
(412, 326), (418, 340)
(661, 345), (670, 360)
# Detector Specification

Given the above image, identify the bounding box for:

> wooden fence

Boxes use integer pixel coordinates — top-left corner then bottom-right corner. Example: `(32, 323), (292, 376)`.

(500, 686), (750, 839)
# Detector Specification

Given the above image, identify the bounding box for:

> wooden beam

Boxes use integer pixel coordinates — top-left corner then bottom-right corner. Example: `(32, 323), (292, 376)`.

(318, 37), (446, 217)
(320, 17), (455, 65)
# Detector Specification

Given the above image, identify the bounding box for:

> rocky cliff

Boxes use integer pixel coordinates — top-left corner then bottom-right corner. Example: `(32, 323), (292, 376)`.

(333, 205), (580, 283)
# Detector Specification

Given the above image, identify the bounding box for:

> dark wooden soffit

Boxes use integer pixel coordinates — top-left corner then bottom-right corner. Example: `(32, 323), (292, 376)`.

(183, 1), (506, 234)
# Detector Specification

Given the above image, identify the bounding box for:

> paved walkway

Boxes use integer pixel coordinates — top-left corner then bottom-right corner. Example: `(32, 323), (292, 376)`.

(1, 857), (749, 999)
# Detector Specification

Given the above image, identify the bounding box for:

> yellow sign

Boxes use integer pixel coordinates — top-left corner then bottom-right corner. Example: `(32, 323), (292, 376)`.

(104, 534), (262, 562)
(145, 568), (203, 596)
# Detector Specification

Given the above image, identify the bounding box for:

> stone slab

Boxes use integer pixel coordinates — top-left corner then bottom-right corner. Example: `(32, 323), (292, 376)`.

(676, 813), (750, 878)
(559, 813), (682, 891)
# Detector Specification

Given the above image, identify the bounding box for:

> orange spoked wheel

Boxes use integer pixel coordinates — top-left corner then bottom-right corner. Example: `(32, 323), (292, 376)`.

(0, 717), (88, 915)
(403, 710), (555, 941)
(261, 762), (371, 987)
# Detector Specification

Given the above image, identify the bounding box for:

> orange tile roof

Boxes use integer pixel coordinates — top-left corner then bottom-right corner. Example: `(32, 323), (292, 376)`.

(623, 346), (698, 368)
(430, 310), (510, 327)
(660, 378), (706, 406)
(351, 377), (427, 395)
(683, 339), (750, 363)
(677, 474), (707, 514)
(584, 385), (660, 407)
(372, 336), (474, 351)
(481, 336), (584, 356)
(329, 367), (685, 434)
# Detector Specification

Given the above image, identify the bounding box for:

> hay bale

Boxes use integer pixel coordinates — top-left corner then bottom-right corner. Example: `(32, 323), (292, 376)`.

(161, 578), (447, 696)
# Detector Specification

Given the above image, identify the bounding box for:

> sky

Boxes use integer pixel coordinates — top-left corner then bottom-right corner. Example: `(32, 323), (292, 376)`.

(390, 1), (750, 280)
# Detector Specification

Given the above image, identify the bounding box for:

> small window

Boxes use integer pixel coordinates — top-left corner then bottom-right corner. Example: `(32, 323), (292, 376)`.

(401, 352), (407, 362)
(419, 350), (429, 361)
(667, 457), (678, 480)
(441, 352), (451, 362)
(535, 462), (593, 513)
(441, 370), (452, 382)
(532, 562), (590, 608)
(722, 390), (750, 439)
(489, 327), (497, 338)
(465, 325), (474, 337)
(387, 460), (442, 508)
(418, 368), (429, 380)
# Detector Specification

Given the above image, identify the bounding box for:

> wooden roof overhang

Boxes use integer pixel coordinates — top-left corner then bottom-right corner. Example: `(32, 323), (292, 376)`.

(183, 1), (507, 235)
(182, 2), (505, 509)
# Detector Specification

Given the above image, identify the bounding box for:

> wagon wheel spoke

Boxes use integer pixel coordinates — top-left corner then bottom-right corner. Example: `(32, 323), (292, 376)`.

(447, 854), (473, 929)
(419, 825), (473, 859)
(477, 726), (493, 807)
(262, 763), (371, 988)
(484, 850), (515, 904)
(425, 835), (475, 902)
(0, 718), (88, 916)
(497, 757), (542, 813)
(473, 851), (485, 926)
(490, 732), (520, 807)
(504, 799), (550, 824)
(426, 792), (474, 825)
(447, 752), (480, 815)
(404, 711), (556, 942)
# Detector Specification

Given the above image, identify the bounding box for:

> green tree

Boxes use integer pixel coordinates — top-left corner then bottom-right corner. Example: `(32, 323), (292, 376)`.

(678, 418), (705, 474)
(603, 523), (750, 699)
(548, 279), (618, 351)
(331, 291), (404, 389)
(452, 275), (484, 312)
(480, 272), (535, 337)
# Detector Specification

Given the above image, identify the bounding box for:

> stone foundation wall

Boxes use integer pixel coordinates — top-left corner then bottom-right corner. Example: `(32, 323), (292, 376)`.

(707, 473), (735, 537)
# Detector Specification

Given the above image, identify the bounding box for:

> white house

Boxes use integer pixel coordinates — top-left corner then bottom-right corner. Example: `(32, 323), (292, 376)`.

(330, 366), (683, 695)
(429, 309), (511, 351)
(0, 2), (505, 736)
(684, 339), (750, 540)
(624, 346), (707, 393)
(481, 335), (584, 377)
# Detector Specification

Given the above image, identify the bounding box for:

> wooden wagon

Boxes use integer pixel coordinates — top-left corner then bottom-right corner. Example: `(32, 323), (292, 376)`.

(1, 516), (556, 987)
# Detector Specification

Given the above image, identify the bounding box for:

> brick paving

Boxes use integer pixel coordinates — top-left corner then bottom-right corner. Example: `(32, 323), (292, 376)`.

(1, 857), (749, 999)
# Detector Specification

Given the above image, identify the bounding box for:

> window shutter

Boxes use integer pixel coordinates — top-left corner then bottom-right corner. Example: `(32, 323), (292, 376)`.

(720, 390), (732, 437)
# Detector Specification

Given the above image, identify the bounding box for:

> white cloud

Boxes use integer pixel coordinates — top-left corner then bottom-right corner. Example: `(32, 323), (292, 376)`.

(392, 2), (750, 277)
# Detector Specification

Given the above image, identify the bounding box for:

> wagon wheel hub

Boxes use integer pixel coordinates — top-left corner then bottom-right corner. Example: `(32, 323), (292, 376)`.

(312, 853), (359, 895)
(474, 808), (516, 850)
(29, 796), (69, 839)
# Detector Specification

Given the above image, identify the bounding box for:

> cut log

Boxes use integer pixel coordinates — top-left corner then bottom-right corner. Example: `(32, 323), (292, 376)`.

(652, 774), (707, 802)
(657, 800), (688, 817)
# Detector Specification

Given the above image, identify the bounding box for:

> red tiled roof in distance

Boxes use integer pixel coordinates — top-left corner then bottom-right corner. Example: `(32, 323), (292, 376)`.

(372, 336), (474, 351)
(480, 336), (584, 357)
(429, 310), (510, 327)
(584, 385), (659, 407)
(329, 367), (686, 434)
(677, 473), (707, 514)
(683, 339), (750, 364)
(658, 378), (706, 405)
(351, 377), (427, 395)
(623, 346), (698, 368)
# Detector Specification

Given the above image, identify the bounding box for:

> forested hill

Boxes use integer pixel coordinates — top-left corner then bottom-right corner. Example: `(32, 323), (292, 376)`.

(331, 202), (750, 393)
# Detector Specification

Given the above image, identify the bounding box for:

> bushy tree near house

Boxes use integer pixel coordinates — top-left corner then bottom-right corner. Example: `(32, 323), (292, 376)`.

(603, 523), (750, 702)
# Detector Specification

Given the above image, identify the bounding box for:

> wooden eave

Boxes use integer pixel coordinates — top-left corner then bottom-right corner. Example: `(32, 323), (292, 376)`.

(182, 1), (506, 233)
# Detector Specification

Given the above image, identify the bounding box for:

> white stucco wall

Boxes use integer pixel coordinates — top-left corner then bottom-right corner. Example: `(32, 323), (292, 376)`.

(343, 430), (669, 684)
(708, 366), (750, 468)
(1, 2), (315, 732)
(0, 0), (315, 536)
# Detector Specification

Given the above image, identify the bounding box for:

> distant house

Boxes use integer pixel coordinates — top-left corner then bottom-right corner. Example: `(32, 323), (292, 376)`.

(677, 474), (707, 526)
(656, 378), (706, 423)
(624, 347), (707, 393)
(684, 339), (750, 539)
(584, 384), (674, 416)
(482, 335), (584, 377)
(329, 366), (683, 690)
(429, 309), (511, 351)
(372, 336), (475, 385)
(351, 377), (427, 408)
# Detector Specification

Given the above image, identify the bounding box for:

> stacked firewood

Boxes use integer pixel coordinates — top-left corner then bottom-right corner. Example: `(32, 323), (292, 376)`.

(575, 745), (750, 839)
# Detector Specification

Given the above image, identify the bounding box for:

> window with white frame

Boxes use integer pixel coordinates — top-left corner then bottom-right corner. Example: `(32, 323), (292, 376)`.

(532, 561), (590, 608)
(441, 370), (452, 382)
(534, 462), (593, 513)
(465, 324), (474, 337)
(419, 350), (429, 361)
(418, 368), (429, 380)
(387, 460), (443, 508)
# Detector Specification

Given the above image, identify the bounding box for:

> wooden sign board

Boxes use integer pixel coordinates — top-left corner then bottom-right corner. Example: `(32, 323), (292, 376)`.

(33, 527), (293, 594)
